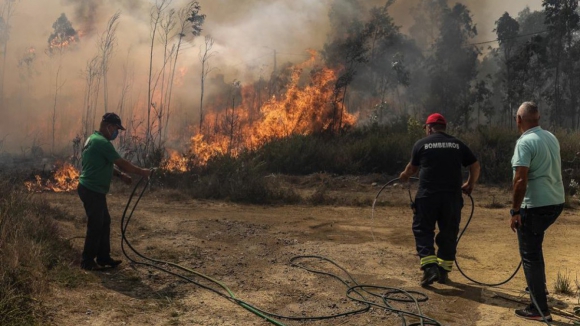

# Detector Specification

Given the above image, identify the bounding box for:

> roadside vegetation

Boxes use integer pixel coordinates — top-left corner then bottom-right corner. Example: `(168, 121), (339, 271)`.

(0, 178), (79, 326)
(156, 121), (580, 205)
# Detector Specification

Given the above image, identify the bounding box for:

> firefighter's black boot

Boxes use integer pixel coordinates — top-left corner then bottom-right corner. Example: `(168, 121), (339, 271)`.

(437, 266), (448, 284)
(421, 264), (440, 287)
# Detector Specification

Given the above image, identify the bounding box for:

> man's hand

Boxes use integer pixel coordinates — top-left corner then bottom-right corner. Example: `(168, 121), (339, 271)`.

(120, 173), (132, 185)
(510, 214), (521, 233)
(141, 168), (152, 179)
(461, 182), (474, 195)
(399, 171), (409, 183)
(399, 163), (418, 183)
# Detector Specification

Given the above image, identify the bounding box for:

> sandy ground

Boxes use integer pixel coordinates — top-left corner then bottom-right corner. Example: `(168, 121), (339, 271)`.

(39, 177), (580, 326)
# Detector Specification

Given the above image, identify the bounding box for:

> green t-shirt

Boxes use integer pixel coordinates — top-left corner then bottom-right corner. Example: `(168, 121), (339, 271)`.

(79, 131), (121, 194)
(511, 126), (565, 208)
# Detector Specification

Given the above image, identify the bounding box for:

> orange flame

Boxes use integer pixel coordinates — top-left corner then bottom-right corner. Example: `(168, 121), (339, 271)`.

(161, 50), (357, 169)
(24, 162), (80, 192)
(162, 134), (229, 170)
(49, 34), (80, 52)
(162, 150), (189, 172)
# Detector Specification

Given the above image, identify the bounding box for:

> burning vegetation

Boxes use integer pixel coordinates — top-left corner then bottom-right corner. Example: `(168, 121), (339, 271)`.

(29, 50), (357, 187)
(163, 51), (356, 171)
(47, 13), (80, 54)
(24, 162), (79, 192)
(9, 0), (580, 190)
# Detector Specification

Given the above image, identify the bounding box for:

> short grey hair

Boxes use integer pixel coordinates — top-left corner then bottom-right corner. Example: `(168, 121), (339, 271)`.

(518, 101), (540, 121)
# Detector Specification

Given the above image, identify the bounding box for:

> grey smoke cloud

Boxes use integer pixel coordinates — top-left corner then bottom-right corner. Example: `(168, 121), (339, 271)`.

(0, 0), (543, 153)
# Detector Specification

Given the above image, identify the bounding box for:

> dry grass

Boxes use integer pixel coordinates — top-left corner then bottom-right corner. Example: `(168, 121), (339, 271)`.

(0, 179), (79, 325)
(554, 269), (575, 296)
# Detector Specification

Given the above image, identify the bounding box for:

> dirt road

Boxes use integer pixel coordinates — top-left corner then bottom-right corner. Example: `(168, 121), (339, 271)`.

(41, 180), (580, 325)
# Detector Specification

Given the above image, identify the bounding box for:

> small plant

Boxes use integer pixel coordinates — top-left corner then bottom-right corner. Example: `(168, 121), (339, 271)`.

(554, 269), (574, 295)
(484, 195), (505, 209)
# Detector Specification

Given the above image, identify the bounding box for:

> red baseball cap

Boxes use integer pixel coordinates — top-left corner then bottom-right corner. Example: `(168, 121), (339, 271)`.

(423, 113), (446, 128)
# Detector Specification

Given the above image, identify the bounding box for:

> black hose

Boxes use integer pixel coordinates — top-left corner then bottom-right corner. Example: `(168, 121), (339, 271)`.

(372, 177), (521, 287)
(290, 255), (442, 326)
(373, 177), (551, 325)
(120, 173), (287, 325)
(454, 194), (522, 287)
(120, 174), (444, 325)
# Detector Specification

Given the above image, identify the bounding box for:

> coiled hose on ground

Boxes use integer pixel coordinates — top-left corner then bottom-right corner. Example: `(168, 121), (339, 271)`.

(119, 174), (550, 325)
(121, 174), (447, 325)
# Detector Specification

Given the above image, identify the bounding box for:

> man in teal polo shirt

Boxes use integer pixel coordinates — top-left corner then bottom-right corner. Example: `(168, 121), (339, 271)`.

(79, 112), (151, 271)
(510, 102), (565, 322)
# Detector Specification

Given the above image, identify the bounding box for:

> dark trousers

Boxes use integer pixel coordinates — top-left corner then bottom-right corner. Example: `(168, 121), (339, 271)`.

(518, 204), (563, 312)
(78, 184), (112, 263)
(413, 193), (463, 262)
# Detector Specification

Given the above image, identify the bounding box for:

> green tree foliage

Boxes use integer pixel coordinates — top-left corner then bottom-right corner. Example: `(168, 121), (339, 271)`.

(543, 0), (580, 127)
(362, 3), (414, 103)
(47, 13), (79, 55)
(518, 6), (546, 35)
(322, 0), (421, 127)
(186, 1), (206, 37)
(323, 0), (369, 133)
(486, 9), (549, 127)
(409, 0), (447, 52)
(426, 3), (479, 128)
(494, 12), (520, 126)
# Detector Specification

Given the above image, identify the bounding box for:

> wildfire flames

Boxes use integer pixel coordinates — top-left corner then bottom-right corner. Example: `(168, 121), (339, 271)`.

(163, 51), (357, 171)
(163, 150), (189, 172)
(22, 52), (357, 176)
(49, 34), (79, 51)
(25, 162), (80, 193)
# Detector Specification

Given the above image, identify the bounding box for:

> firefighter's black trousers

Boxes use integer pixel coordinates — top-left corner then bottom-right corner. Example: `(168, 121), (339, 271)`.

(412, 192), (463, 263)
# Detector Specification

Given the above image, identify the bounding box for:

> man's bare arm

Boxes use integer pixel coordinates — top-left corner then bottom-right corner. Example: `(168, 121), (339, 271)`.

(462, 161), (481, 195)
(114, 158), (151, 178)
(399, 162), (419, 183)
(510, 166), (529, 232)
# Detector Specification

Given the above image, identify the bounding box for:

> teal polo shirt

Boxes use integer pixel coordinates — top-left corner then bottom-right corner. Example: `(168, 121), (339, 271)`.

(511, 126), (565, 208)
(79, 131), (121, 194)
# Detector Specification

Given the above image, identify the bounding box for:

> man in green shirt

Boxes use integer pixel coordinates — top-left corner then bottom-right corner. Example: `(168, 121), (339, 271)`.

(79, 112), (151, 271)
(510, 102), (565, 322)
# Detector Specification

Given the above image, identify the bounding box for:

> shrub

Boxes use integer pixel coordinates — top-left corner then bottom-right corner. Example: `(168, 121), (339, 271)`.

(254, 134), (329, 175)
(157, 122), (580, 203)
(157, 153), (300, 204)
(458, 126), (518, 184)
(253, 126), (418, 176)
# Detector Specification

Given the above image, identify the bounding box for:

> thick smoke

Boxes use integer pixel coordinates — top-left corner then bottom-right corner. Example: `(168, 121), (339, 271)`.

(0, 0), (542, 154)
(63, 0), (100, 36)
(387, 0), (543, 43)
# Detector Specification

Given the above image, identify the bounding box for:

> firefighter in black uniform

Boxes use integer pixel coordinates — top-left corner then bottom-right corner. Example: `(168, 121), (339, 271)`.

(399, 113), (480, 287)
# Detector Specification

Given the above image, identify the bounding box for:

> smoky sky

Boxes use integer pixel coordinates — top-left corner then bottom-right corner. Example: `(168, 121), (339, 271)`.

(0, 0), (543, 152)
